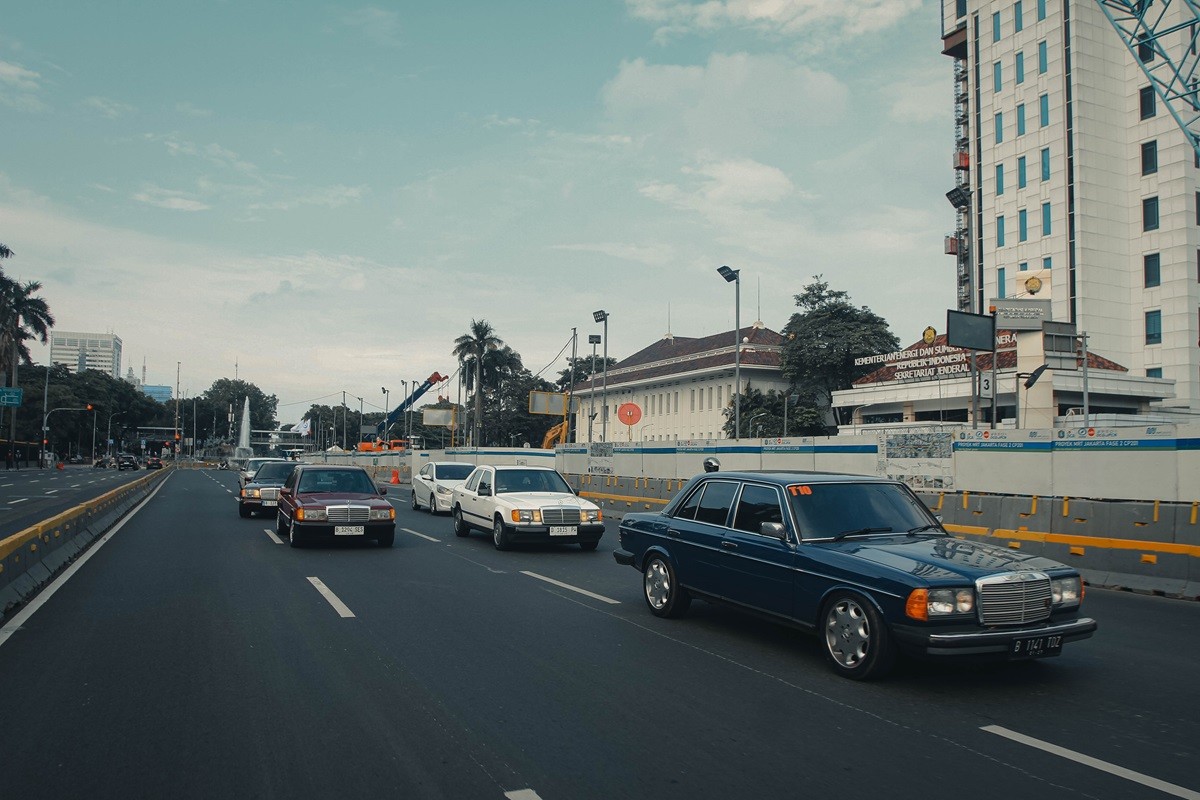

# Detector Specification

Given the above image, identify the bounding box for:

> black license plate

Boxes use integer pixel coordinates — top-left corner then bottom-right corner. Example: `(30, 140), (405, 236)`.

(1009, 634), (1063, 659)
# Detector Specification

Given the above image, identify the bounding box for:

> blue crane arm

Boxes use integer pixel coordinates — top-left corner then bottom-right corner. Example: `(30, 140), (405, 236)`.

(378, 372), (446, 437)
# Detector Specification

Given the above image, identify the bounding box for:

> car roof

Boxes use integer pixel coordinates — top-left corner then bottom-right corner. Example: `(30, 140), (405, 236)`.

(488, 465), (555, 471)
(295, 464), (366, 471)
(692, 470), (897, 485)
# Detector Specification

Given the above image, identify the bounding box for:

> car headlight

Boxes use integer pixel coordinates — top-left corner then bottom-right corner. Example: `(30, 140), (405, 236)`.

(1051, 576), (1082, 606)
(905, 587), (975, 621)
(370, 508), (395, 521)
(435, 485), (451, 495)
(241, 488), (259, 499)
(584, 509), (602, 522)
(510, 509), (542, 524)
(296, 507), (327, 522)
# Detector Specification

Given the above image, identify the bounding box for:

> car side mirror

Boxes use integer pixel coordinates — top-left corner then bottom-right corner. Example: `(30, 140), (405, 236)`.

(760, 521), (788, 543)
(378, 486), (387, 495)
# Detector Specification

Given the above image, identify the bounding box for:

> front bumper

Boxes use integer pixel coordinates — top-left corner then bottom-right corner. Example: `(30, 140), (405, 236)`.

(505, 522), (605, 544)
(433, 492), (454, 513)
(238, 497), (279, 513)
(891, 616), (1098, 657)
(292, 522), (396, 541)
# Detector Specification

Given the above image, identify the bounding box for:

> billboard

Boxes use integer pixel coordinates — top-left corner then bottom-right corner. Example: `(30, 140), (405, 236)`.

(946, 310), (995, 351)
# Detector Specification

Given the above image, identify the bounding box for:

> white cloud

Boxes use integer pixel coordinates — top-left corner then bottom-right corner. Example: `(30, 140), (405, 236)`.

(0, 58), (45, 111)
(132, 185), (210, 211)
(603, 53), (847, 151)
(626, 0), (923, 42)
(882, 65), (951, 123)
(341, 7), (403, 47)
(248, 184), (366, 212)
(640, 157), (798, 215)
(175, 101), (212, 117)
(550, 241), (675, 266)
(83, 96), (134, 118)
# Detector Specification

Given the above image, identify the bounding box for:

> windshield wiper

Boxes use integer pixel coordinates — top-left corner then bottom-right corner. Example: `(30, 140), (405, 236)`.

(832, 526), (894, 542)
(907, 524), (943, 535)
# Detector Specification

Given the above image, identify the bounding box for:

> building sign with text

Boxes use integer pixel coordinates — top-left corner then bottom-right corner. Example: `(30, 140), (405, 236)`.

(853, 332), (1016, 385)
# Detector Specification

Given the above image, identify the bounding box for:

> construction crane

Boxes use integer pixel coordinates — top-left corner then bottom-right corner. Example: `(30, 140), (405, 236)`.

(1094, 0), (1200, 157)
(357, 371), (446, 452)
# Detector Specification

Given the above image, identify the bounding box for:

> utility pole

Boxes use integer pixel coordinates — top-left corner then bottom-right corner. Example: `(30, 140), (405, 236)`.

(174, 362), (181, 457)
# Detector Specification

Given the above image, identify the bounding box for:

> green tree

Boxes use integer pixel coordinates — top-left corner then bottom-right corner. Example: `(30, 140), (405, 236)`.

(780, 277), (899, 432)
(720, 385), (826, 439)
(452, 319), (503, 446)
(0, 249), (56, 451)
(201, 378), (279, 435)
(554, 356), (619, 392)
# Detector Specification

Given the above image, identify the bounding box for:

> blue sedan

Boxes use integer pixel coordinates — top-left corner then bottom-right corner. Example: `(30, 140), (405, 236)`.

(614, 470), (1097, 680)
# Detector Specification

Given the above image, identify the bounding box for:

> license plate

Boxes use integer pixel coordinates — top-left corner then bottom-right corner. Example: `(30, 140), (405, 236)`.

(334, 525), (365, 536)
(549, 526), (577, 536)
(1009, 634), (1063, 659)
(262, 500), (277, 507)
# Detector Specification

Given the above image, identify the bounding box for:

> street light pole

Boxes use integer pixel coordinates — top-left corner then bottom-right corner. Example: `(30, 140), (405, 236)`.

(106, 411), (122, 458)
(593, 310), (609, 441)
(587, 334), (600, 443)
(718, 266), (741, 440)
(381, 387), (389, 440)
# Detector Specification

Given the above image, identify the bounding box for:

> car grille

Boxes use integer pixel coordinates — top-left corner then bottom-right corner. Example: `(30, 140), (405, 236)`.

(977, 572), (1053, 625)
(542, 507), (581, 526)
(326, 505), (371, 524)
(260, 488), (279, 501)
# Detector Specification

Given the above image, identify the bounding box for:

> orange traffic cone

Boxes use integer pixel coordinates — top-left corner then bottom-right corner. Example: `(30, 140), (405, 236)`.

(390, 469), (400, 484)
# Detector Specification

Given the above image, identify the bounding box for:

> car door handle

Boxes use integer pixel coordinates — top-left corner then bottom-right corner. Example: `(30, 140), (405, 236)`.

(721, 541), (738, 550)
(667, 528), (682, 537)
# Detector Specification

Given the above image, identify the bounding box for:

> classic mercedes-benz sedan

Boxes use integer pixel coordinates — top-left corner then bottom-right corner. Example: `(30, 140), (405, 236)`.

(276, 465), (396, 548)
(614, 470), (1096, 680)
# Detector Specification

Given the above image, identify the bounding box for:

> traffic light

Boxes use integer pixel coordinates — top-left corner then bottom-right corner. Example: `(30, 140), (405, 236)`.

(86, 404), (93, 411)
(175, 432), (181, 440)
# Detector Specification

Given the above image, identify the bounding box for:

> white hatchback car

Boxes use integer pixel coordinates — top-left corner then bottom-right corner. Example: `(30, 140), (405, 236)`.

(450, 465), (604, 551)
(411, 461), (475, 514)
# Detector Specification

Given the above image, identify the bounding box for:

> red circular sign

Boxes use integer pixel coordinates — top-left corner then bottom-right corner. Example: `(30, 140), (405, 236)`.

(617, 403), (642, 425)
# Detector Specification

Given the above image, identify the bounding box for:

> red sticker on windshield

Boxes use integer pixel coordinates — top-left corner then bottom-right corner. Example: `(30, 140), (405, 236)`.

(788, 485), (813, 496)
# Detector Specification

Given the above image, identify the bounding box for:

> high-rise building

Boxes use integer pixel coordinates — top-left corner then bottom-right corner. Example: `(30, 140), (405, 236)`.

(942, 0), (1200, 411)
(49, 331), (123, 378)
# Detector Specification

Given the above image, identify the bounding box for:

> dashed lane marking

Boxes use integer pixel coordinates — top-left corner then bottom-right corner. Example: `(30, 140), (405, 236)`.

(504, 791), (544, 800)
(519, 571), (620, 605)
(306, 577), (355, 618)
(263, 528), (284, 545)
(402, 527), (439, 542)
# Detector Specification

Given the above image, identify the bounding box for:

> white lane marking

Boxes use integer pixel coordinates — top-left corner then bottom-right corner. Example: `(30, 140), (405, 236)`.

(1, 483), (11, 487)
(504, 791), (543, 800)
(402, 527), (439, 542)
(45, 489), (59, 494)
(519, 571), (620, 605)
(306, 577), (356, 618)
(10, 498), (27, 504)
(263, 528), (284, 545)
(982, 725), (1200, 800)
(0, 472), (173, 649)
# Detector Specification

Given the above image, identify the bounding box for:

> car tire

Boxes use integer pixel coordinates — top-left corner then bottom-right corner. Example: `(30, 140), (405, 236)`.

(289, 520), (304, 548)
(427, 494), (437, 515)
(238, 504), (252, 519)
(378, 530), (395, 548)
(579, 540), (599, 552)
(276, 512), (288, 535)
(453, 507), (470, 537)
(643, 554), (690, 618)
(821, 591), (895, 681)
(492, 516), (512, 551)
(411, 489), (420, 511)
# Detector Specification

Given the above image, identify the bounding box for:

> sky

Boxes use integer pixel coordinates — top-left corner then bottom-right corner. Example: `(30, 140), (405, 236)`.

(2, 0), (955, 424)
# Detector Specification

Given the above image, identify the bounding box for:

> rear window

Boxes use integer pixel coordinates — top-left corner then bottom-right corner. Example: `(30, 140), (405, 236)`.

(255, 462), (297, 482)
(787, 482), (933, 540)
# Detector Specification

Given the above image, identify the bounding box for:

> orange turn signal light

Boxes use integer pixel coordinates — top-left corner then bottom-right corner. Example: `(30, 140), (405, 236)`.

(905, 589), (929, 621)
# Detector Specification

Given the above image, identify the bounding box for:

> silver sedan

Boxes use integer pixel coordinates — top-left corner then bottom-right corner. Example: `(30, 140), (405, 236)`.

(411, 461), (474, 514)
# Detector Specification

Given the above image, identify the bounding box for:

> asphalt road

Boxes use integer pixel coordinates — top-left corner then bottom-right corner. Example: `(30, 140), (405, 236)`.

(0, 469), (1197, 800)
(0, 463), (150, 538)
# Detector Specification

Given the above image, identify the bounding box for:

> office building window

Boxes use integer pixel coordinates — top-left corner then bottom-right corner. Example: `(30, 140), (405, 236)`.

(1143, 196), (1160, 231)
(957, 0), (967, 17)
(1138, 33), (1154, 63)
(1016, 52), (1025, 83)
(1141, 140), (1158, 175)
(1039, 94), (1050, 126)
(1037, 0), (1046, 20)
(1019, 261), (1029, 271)
(1140, 86), (1157, 119)
(1038, 40), (1048, 73)
(993, 11), (1001, 41)
(1042, 202), (1052, 235)
(1196, 192), (1200, 225)
(1043, 256), (1052, 270)
(1145, 310), (1162, 344)
(1041, 147), (1051, 180)
(994, 62), (1003, 93)
(1014, 1), (1024, 31)
(996, 164), (1005, 195)
(1018, 155), (1028, 187)
(997, 215), (1006, 246)
(1017, 103), (1026, 134)
(1019, 209), (1028, 241)
(1147, 368), (1163, 378)
(998, 267), (1007, 297)
(690, 389), (695, 411)
(1144, 253), (1161, 287)
(995, 112), (1004, 142)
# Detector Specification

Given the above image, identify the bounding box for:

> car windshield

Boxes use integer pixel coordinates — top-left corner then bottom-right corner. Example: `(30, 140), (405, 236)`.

(787, 481), (937, 541)
(296, 469), (377, 494)
(255, 462), (296, 482)
(436, 464), (474, 480)
(494, 469), (571, 494)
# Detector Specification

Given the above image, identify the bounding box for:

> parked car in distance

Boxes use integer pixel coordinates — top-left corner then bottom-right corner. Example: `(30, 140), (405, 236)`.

(239, 457), (290, 487)
(239, 460), (297, 518)
(450, 465), (604, 551)
(275, 464), (395, 547)
(117, 454), (138, 471)
(412, 461), (475, 514)
(93, 457), (112, 469)
(614, 470), (1097, 680)
(145, 456), (164, 470)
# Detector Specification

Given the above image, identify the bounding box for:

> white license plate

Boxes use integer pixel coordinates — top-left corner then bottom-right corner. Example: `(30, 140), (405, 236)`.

(549, 526), (577, 536)
(334, 525), (365, 536)
(262, 500), (277, 507)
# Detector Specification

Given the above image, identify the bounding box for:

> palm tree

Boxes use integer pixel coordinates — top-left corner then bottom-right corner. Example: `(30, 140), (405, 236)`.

(451, 319), (503, 446)
(0, 262), (56, 450)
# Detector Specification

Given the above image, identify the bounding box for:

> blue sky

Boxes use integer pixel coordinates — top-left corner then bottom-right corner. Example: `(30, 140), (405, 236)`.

(2, 0), (953, 421)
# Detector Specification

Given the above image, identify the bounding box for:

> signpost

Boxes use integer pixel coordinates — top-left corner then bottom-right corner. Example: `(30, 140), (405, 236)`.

(0, 387), (23, 407)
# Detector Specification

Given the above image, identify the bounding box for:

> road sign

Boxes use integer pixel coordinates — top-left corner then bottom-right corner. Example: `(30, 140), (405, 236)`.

(980, 374), (994, 399)
(0, 387), (23, 406)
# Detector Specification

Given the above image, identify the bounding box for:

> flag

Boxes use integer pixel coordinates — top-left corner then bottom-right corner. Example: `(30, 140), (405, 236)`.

(295, 418), (312, 437)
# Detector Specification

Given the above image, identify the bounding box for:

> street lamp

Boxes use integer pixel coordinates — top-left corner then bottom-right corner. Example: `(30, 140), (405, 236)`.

(717, 266), (741, 440)
(747, 411), (766, 439)
(593, 310), (609, 441)
(400, 380), (409, 440)
(381, 387), (389, 440)
(356, 396), (363, 448)
(587, 333), (601, 443)
(106, 411), (123, 458)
